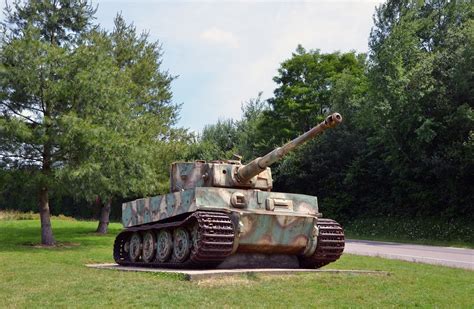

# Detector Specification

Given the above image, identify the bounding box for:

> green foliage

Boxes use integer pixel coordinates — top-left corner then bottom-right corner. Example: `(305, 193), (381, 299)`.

(3, 0), (96, 45)
(0, 168), (37, 211)
(259, 46), (366, 150)
(183, 119), (238, 161)
(235, 93), (269, 161)
(57, 15), (182, 201)
(344, 216), (474, 247)
(184, 93), (268, 162)
(0, 2), (184, 236)
(0, 1), (102, 243)
(363, 0), (473, 218)
(202, 119), (239, 159)
(255, 0), (473, 223)
(261, 48), (369, 219)
(1, 0), (472, 237)
(193, 0), (473, 228)
(0, 209), (75, 221)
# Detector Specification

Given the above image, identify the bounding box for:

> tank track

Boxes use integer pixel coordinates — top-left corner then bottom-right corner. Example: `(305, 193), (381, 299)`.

(299, 218), (345, 268)
(114, 213), (344, 269)
(113, 211), (235, 269)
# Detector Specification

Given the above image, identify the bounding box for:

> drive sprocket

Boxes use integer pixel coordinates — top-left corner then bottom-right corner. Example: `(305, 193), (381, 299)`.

(299, 218), (345, 268)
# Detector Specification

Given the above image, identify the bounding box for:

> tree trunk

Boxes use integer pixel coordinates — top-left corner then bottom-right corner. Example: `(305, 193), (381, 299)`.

(40, 87), (55, 245)
(96, 198), (111, 234)
(39, 187), (55, 245)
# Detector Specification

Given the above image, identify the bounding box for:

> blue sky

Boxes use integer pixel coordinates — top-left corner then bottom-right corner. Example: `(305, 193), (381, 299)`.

(6, 0), (385, 132)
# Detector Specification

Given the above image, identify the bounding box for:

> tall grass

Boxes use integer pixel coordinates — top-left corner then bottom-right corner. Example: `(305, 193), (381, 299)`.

(344, 216), (474, 247)
(0, 210), (75, 221)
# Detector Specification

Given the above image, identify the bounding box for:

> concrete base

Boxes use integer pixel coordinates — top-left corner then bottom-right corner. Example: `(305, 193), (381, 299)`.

(86, 263), (390, 281)
(217, 253), (300, 269)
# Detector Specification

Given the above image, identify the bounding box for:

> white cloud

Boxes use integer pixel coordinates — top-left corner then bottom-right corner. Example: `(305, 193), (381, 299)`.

(90, 1), (385, 131)
(200, 27), (240, 48)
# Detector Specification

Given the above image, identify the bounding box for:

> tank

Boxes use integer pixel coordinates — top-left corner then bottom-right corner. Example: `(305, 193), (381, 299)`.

(113, 113), (345, 269)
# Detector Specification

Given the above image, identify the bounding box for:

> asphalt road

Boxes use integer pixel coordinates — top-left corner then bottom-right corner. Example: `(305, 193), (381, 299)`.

(345, 239), (474, 270)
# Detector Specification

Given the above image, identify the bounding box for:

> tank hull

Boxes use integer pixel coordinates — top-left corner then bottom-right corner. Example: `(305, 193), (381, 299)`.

(114, 188), (344, 268)
(121, 187), (321, 227)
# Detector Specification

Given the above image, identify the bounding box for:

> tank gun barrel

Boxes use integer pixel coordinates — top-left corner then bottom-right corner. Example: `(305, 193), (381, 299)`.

(236, 113), (343, 183)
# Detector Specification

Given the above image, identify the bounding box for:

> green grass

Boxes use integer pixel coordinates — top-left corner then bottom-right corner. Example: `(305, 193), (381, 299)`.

(0, 219), (473, 308)
(344, 216), (474, 249)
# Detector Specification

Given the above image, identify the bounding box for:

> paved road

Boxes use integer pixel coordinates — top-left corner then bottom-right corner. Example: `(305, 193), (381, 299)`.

(345, 239), (474, 270)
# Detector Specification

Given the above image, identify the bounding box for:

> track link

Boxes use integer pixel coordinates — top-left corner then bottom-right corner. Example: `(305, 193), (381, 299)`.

(299, 218), (345, 268)
(113, 211), (235, 269)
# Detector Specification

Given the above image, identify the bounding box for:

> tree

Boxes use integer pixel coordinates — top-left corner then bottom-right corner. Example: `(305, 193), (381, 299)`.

(190, 0), (473, 236)
(52, 15), (183, 234)
(235, 92), (268, 161)
(367, 0), (473, 218)
(267, 48), (369, 219)
(58, 15), (182, 234)
(183, 94), (268, 163)
(184, 119), (238, 161)
(261, 0), (473, 222)
(0, 0), (97, 245)
(258, 46), (366, 153)
(0, 1), (183, 241)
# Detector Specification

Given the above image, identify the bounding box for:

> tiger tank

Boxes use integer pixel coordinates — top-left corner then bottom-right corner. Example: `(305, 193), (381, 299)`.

(113, 113), (345, 268)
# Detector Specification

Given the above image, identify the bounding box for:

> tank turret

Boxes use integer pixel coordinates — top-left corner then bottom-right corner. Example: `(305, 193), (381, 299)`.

(115, 112), (345, 269)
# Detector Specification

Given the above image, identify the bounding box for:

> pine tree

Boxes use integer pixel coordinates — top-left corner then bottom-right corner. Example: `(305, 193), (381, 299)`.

(59, 15), (182, 234)
(0, 0), (96, 245)
(0, 2), (183, 241)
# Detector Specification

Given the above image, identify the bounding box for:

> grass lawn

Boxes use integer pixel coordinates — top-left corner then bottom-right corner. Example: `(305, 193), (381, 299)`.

(0, 218), (472, 308)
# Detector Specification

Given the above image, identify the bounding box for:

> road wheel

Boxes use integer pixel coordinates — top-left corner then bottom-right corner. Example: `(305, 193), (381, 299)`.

(142, 231), (156, 263)
(128, 232), (142, 262)
(173, 227), (191, 263)
(156, 230), (173, 263)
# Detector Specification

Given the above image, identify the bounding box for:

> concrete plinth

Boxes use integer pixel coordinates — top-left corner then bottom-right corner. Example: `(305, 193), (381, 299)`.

(217, 253), (300, 269)
(86, 263), (390, 281)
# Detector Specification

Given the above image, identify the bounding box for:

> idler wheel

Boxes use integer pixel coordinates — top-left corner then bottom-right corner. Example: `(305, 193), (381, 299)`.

(142, 231), (156, 263)
(173, 227), (191, 263)
(156, 230), (173, 262)
(129, 232), (142, 262)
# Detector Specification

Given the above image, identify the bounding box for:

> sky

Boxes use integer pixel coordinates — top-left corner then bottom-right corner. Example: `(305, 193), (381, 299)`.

(5, 0), (385, 132)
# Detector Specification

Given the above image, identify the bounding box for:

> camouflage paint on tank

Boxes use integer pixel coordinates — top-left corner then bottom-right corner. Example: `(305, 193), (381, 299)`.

(122, 189), (196, 227)
(170, 161), (273, 192)
(194, 188), (319, 255)
(194, 187), (319, 215)
(122, 187), (321, 255)
(123, 187), (320, 227)
(236, 213), (315, 254)
(170, 161), (207, 192)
